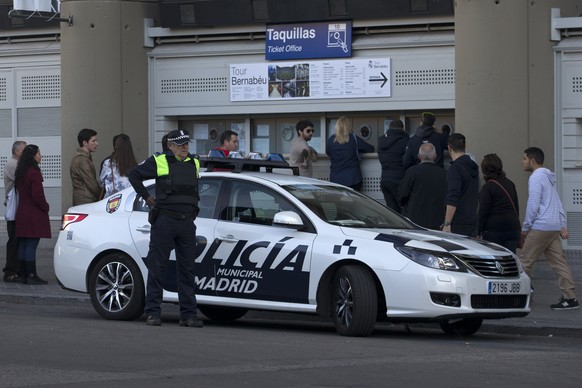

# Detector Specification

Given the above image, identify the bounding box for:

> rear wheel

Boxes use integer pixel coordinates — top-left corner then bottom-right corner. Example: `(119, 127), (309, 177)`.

(439, 318), (483, 337)
(88, 253), (145, 321)
(198, 305), (248, 321)
(331, 265), (377, 337)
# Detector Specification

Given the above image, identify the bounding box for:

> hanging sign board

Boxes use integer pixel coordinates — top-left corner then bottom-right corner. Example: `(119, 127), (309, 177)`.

(265, 21), (352, 61)
(230, 58), (390, 101)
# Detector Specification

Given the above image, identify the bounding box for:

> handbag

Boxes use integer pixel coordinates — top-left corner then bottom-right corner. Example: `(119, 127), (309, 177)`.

(489, 179), (523, 248)
(5, 188), (19, 221)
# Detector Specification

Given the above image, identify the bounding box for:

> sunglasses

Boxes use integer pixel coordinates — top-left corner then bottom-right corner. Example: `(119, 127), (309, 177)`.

(304, 128), (314, 133)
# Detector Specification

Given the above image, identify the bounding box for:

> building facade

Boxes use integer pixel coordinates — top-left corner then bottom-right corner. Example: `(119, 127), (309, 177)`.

(1, 0), (581, 250)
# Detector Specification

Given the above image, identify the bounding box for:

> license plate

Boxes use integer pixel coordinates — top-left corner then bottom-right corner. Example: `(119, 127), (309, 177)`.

(488, 281), (521, 294)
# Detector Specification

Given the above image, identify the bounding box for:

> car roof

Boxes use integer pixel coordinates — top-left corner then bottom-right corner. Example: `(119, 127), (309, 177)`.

(198, 157), (340, 188)
(199, 170), (338, 187)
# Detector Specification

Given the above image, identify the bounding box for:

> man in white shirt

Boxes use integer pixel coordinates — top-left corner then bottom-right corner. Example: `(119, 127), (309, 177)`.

(3, 140), (26, 282)
(521, 146), (578, 310)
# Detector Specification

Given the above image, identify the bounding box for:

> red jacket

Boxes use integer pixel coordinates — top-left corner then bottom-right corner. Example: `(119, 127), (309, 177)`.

(15, 167), (51, 239)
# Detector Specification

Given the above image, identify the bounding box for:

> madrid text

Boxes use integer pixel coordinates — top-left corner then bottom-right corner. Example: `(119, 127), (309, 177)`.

(194, 238), (308, 294)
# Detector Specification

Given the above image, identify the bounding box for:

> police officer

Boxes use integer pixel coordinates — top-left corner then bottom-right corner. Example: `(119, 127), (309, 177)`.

(128, 129), (203, 327)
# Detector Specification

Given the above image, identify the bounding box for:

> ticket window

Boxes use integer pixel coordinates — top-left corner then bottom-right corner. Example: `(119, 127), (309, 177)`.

(181, 119), (247, 156)
(251, 118), (321, 156)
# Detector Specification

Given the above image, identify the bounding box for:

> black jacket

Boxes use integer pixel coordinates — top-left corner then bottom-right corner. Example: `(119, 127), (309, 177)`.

(378, 128), (409, 181)
(398, 161), (447, 229)
(446, 154), (479, 226)
(478, 176), (521, 234)
(402, 125), (446, 169)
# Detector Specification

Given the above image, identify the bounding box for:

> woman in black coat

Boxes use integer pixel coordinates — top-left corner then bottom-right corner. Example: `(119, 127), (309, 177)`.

(478, 154), (521, 253)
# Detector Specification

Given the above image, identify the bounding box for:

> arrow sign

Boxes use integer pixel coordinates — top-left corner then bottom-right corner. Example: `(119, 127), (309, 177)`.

(369, 72), (388, 88)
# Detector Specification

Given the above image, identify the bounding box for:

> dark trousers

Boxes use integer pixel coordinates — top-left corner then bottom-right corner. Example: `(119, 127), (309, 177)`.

(145, 214), (198, 320)
(348, 181), (363, 192)
(380, 179), (401, 213)
(483, 230), (521, 254)
(18, 237), (40, 277)
(3, 221), (19, 275)
(451, 223), (477, 238)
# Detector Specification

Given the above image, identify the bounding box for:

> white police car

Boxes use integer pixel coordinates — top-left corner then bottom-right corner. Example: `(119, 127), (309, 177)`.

(54, 158), (531, 337)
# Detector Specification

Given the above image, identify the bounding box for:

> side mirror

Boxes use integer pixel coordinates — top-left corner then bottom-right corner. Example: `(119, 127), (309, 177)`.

(273, 211), (304, 229)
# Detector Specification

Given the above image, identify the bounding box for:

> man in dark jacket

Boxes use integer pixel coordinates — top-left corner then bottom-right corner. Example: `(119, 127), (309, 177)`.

(128, 129), (203, 328)
(378, 119), (408, 212)
(442, 133), (479, 236)
(398, 143), (446, 229)
(402, 112), (446, 169)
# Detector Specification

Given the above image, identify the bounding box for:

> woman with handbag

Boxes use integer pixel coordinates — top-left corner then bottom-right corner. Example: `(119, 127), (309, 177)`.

(15, 144), (51, 284)
(477, 153), (521, 253)
(99, 134), (138, 198)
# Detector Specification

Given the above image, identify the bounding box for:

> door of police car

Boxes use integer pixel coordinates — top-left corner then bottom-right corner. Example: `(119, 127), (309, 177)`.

(195, 179), (317, 304)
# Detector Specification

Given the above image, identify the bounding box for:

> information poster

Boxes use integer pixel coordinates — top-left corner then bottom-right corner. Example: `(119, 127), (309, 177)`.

(230, 58), (391, 102)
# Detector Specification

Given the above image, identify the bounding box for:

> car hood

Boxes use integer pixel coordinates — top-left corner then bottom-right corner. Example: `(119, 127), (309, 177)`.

(340, 227), (510, 256)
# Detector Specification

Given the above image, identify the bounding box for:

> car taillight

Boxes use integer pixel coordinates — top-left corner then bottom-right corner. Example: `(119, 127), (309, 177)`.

(61, 213), (88, 230)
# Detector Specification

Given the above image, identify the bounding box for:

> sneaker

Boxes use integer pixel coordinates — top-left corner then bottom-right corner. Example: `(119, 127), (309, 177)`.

(179, 317), (204, 327)
(146, 315), (162, 326)
(25, 274), (48, 285)
(3, 273), (21, 283)
(550, 297), (580, 310)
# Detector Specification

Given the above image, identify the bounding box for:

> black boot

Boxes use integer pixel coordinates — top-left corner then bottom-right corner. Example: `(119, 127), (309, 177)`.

(19, 260), (27, 284)
(26, 261), (47, 285)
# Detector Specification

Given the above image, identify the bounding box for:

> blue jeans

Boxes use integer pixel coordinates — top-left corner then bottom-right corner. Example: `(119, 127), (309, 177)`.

(18, 237), (40, 262)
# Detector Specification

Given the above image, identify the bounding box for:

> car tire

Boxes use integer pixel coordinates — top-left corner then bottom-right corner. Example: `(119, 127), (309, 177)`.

(89, 253), (145, 321)
(198, 305), (248, 321)
(332, 265), (377, 337)
(439, 318), (483, 337)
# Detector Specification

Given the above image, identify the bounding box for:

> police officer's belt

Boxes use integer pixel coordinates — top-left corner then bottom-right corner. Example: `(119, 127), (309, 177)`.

(158, 208), (194, 220)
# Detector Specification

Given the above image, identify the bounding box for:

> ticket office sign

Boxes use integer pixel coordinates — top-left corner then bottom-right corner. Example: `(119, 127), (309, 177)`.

(265, 21), (352, 61)
(230, 58), (391, 101)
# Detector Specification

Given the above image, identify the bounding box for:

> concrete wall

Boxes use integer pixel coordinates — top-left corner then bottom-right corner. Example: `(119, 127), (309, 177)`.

(60, 0), (159, 211)
(455, 0), (582, 216)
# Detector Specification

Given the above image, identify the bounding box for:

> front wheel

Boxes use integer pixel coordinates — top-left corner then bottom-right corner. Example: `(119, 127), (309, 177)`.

(88, 253), (145, 321)
(439, 318), (483, 337)
(331, 265), (378, 337)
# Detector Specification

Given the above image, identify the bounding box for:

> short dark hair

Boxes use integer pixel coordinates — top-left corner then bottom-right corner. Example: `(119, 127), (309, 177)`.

(389, 119), (404, 130)
(481, 153), (506, 180)
(219, 130), (238, 146)
(296, 120), (314, 135)
(77, 128), (97, 147)
(422, 112), (435, 126)
(524, 147), (544, 165)
(448, 132), (466, 152)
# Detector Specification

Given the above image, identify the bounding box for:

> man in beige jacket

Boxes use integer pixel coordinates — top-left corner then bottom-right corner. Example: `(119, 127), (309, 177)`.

(70, 128), (101, 206)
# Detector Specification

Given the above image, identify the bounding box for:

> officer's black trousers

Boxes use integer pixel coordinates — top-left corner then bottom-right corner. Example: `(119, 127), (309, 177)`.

(144, 214), (198, 319)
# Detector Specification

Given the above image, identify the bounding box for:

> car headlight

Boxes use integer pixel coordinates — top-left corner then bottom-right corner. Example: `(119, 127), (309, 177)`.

(395, 246), (467, 272)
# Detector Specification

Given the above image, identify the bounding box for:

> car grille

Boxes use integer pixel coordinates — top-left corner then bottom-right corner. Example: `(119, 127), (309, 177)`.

(456, 255), (519, 278)
(471, 294), (528, 309)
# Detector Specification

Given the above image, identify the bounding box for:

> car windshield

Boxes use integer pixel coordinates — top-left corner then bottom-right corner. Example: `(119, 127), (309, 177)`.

(284, 184), (416, 229)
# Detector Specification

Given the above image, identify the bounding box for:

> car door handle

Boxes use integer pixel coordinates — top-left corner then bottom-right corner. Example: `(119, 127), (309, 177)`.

(136, 225), (151, 233)
(217, 234), (238, 243)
